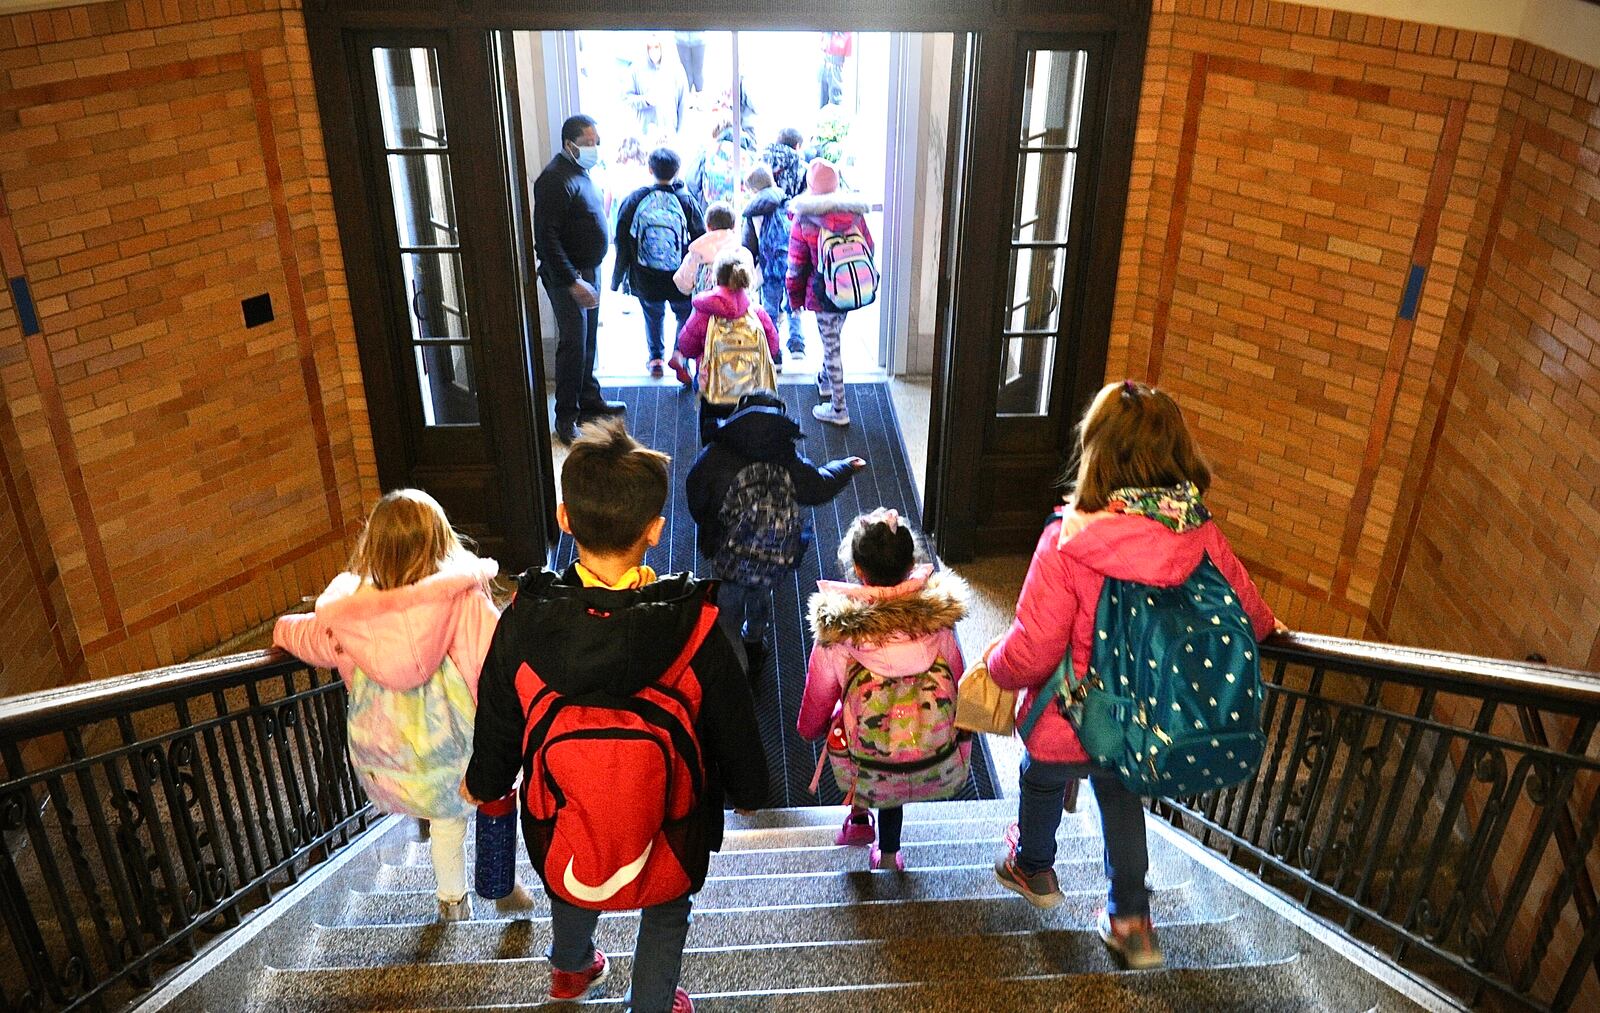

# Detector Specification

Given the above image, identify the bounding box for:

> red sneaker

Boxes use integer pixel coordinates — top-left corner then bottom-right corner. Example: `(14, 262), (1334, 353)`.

(671, 987), (695, 1012)
(548, 947), (608, 1001)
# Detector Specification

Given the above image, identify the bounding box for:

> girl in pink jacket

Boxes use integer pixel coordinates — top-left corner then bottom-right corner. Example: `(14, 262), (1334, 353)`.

(799, 509), (969, 871)
(988, 381), (1280, 969)
(274, 489), (502, 921)
(676, 246), (781, 444)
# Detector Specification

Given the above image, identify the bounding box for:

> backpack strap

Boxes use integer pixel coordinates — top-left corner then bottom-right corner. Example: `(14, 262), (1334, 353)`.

(661, 598), (721, 684)
(1016, 651), (1086, 742)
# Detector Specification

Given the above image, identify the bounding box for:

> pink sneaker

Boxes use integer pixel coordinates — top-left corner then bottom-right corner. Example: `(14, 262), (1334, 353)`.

(871, 846), (905, 872)
(835, 810), (875, 847)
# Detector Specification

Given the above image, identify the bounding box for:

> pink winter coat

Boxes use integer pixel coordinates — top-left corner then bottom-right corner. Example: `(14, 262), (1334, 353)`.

(988, 513), (1276, 764)
(676, 286), (781, 368)
(673, 228), (741, 296)
(786, 192), (875, 313)
(798, 566), (969, 740)
(273, 555), (501, 700)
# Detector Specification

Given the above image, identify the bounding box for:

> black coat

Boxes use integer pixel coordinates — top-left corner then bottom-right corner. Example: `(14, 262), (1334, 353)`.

(685, 393), (859, 560)
(464, 566), (768, 887)
(611, 181), (706, 303)
(533, 153), (608, 286)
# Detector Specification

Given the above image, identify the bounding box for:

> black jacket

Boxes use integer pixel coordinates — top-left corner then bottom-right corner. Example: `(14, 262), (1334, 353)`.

(740, 186), (790, 276)
(533, 153), (609, 286)
(611, 181), (706, 303)
(465, 566), (767, 881)
(685, 392), (859, 559)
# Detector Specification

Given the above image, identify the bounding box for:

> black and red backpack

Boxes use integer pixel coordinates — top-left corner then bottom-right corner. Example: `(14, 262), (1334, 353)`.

(514, 601), (717, 910)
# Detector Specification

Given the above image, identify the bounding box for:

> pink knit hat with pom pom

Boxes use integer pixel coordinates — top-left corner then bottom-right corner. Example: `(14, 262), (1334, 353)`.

(806, 158), (839, 195)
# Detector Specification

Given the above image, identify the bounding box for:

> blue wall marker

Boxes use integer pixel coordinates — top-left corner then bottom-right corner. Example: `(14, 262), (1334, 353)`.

(1398, 263), (1426, 321)
(8, 276), (40, 336)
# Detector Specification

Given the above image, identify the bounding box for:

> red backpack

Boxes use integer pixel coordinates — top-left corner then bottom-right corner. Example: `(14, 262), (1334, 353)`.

(515, 603), (717, 910)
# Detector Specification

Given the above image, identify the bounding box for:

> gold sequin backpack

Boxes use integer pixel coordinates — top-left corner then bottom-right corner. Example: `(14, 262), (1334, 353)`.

(1019, 553), (1263, 798)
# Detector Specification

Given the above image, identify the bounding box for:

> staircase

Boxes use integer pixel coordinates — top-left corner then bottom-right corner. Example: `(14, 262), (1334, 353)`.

(143, 798), (1448, 1012)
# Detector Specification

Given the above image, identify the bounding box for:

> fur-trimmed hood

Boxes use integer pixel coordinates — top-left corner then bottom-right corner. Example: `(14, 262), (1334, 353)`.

(808, 567), (969, 656)
(789, 193), (872, 219)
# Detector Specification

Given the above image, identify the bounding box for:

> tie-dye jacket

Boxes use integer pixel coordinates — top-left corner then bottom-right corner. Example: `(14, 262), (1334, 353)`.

(273, 557), (500, 819)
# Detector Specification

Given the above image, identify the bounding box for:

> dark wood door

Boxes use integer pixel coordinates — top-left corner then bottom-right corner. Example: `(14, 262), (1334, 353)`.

(311, 28), (550, 568)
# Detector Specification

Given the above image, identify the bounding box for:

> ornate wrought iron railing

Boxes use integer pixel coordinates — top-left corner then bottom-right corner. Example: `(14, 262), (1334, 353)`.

(0, 648), (373, 1012)
(1160, 632), (1600, 1012)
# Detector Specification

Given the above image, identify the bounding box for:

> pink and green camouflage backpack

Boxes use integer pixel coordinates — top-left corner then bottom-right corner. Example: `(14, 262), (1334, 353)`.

(824, 656), (968, 807)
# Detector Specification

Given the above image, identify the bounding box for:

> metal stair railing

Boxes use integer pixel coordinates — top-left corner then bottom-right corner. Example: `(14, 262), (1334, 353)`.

(1156, 632), (1600, 1012)
(0, 648), (374, 1013)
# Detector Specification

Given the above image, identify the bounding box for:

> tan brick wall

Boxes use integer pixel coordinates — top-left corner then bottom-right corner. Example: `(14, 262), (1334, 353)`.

(1112, 0), (1600, 673)
(0, 0), (377, 688)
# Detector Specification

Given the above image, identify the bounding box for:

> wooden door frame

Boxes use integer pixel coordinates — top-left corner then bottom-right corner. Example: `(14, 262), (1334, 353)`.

(303, 1), (1151, 563)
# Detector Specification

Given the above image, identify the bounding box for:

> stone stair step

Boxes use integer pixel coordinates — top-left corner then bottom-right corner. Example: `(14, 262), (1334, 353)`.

(259, 926), (1305, 1011)
(373, 840), (1192, 893)
(302, 890), (1230, 967)
(339, 861), (1196, 927)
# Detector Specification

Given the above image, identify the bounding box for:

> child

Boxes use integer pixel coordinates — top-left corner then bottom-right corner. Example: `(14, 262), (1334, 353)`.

(685, 391), (864, 667)
(798, 510), (970, 871)
(676, 247), (782, 444)
(273, 489), (505, 921)
(986, 380), (1281, 970)
(463, 420), (767, 1013)
(741, 164), (805, 359)
(786, 159), (877, 427)
(611, 147), (705, 377)
(670, 202), (743, 387)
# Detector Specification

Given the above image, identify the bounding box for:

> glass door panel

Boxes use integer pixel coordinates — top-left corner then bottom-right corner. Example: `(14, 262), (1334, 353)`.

(373, 46), (480, 428)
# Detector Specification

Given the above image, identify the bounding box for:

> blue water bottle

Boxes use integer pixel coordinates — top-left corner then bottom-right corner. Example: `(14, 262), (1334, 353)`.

(474, 792), (517, 900)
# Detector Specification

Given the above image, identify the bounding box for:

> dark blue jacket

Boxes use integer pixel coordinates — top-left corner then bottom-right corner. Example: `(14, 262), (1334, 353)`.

(685, 392), (858, 560)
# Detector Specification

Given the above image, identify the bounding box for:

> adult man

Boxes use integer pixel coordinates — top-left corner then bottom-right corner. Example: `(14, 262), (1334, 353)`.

(622, 35), (687, 137)
(611, 147), (705, 377)
(534, 114), (625, 444)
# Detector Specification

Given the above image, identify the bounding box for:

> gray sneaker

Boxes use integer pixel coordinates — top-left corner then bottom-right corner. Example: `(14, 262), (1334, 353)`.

(1097, 909), (1165, 969)
(994, 856), (1064, 908)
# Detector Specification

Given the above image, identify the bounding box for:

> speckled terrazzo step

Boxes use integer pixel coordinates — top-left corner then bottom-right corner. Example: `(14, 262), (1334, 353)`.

(255, 922), (1305, 1012)
(300, 893), (1232, 968)
(338, 864), (1197, 927)
(382, 832), (1189, 885)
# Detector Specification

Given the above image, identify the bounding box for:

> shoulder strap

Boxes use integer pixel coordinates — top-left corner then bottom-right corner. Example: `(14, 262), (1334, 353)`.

(1017, 651), (1081, 741)
(660, 599), (720, 685)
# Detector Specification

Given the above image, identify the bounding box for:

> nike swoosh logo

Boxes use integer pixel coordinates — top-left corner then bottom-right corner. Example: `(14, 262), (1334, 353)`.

(562, 841), (653, 903)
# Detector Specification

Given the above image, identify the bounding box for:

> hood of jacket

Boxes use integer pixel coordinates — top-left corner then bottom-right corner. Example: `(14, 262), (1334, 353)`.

(808, 568), (969, 676)
(709, 395), (800, 462)
(790, 193), (871, 225)
(691, 286), (751, 319)
(686, 228), (738, 261)
(1060, 511), (1222, 587)
(310, 556), (498, 691)
(502, 566), (716, 697)
(742, 187), (787, 218)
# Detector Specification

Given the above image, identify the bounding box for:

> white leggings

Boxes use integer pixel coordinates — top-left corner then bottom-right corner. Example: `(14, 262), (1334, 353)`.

(428, 816), (469, 902)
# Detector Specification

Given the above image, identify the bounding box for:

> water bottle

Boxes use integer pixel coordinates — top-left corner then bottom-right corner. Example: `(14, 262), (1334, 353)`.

(474, 792), (517, 900)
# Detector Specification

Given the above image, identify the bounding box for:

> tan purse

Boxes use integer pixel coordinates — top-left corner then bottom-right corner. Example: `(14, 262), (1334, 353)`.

(954, 660), (1016, 736)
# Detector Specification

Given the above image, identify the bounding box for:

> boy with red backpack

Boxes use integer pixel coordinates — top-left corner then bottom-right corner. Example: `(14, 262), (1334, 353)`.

(786, 159), (877, 427)
(463, 420), (767, 1013)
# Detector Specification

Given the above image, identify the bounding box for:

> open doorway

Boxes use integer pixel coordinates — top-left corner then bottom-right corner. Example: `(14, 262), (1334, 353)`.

(511, 29), (952, 508)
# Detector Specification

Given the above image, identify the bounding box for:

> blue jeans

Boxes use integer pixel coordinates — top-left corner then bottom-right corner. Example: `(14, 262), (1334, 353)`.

(549, 893), (692, 1013)
(1016, 754), (1149, 917)
(716, 579), (772, 646)
(761, 275), (804, 351)
(640, 295), (692, 362)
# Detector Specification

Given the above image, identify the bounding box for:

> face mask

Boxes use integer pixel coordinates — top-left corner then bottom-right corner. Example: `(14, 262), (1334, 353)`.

(571, 144), (600, 170)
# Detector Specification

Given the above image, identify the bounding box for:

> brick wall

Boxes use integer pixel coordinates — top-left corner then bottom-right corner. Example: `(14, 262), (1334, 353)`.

(0, 0), (377, 689)
(1112, 0), (1600, 673)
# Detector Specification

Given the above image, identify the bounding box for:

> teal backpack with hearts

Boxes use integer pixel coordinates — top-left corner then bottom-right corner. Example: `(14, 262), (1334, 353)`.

(1019, 553), (1263, 798)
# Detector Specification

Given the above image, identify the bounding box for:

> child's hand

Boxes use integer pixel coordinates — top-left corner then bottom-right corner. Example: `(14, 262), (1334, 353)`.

(1273, 619), (1290, 635)
(848, 457), (866, 470)
(459, 780), (483, 807)
(734, 808), (758, 816)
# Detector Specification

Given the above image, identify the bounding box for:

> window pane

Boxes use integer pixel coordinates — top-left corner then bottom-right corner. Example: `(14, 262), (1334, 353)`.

(1013, 152), (1076, 244)
(1005, 247), (1066, 333)
(374, 48), (448, 148)
(996, 336), (1056, 416)
(388, 154), (459, 248)
(401, 252), (470, 341)
(415, 344), (480, 426)
(1019, 49), (1087, 149)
